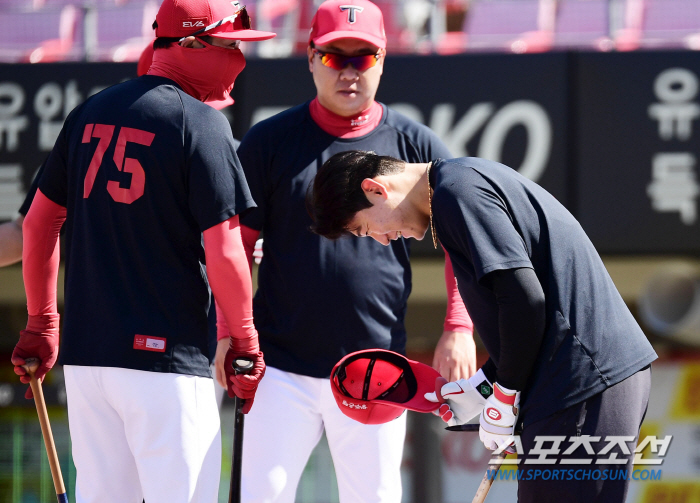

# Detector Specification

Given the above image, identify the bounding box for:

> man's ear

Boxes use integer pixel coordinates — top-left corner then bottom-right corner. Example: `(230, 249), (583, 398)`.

(307, 46), (315, 73)
(361, 178), (388, 201)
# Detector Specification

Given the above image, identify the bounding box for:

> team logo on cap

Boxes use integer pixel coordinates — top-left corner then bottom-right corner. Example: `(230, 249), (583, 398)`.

(182, 18), (207, 28)
(342, 400), (368, 410)
(339, 5), (364, 23)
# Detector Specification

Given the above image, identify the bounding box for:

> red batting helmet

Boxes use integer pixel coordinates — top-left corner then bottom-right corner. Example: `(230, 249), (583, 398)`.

(330, 349), (441, 425)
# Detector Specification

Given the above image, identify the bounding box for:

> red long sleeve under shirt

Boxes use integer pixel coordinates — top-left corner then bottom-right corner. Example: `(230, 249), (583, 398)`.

(22, 189), (66, 319)
(203, 216), (258, 351)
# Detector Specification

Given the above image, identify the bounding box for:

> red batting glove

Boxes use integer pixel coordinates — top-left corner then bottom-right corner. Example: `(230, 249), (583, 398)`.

(224, 338), (265, 414)
(11, 314), (60, 399)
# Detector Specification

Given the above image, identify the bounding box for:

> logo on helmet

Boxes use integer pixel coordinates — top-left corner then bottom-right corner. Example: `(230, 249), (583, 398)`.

(182, 19), (206, 28)
(339, 5), (364, 23)
(342, 400), (368, 410)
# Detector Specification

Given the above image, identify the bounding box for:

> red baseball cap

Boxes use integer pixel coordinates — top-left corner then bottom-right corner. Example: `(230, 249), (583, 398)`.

(137, 41), (235, 109)
(309, 0), (387, 49)
(155, 0), (276, 41)
(331, 349), (441, 425)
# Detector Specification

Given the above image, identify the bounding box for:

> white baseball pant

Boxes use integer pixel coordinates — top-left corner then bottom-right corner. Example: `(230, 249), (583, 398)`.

(241, 365), (406, 503)
(63, 365), (221, 503)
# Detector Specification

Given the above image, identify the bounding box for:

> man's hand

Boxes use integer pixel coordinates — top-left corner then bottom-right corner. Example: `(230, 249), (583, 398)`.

(425, 368), (493, 426)
(223, 340), (265, 414)
(479, 383), (520, 453)
(432, 330), (477, 381)
(11, 314), (60, 399)
(214, 338), (229, 389)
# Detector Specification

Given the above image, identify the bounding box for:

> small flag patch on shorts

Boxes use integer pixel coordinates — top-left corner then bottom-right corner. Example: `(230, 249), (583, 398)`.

(134, 335), (166, 352)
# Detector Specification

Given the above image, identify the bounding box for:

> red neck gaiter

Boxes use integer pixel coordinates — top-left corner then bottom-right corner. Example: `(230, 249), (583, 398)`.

(309, 98), (383, 138)
(149, 43), (245, 102)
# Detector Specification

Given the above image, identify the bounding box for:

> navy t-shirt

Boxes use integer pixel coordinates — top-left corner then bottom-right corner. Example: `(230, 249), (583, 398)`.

(429, 157), (657, 426)
(238, 102), (451, 378)
(38, 75), (255, 377)
(22, 141), (242, 364)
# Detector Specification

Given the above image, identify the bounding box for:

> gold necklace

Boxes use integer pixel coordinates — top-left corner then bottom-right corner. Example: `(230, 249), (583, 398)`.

(426, 161), (437, 249)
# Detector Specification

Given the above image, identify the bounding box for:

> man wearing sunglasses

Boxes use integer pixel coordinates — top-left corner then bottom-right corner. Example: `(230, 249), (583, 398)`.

(11, 0), (275, 501)
(230, 0), (476, 501)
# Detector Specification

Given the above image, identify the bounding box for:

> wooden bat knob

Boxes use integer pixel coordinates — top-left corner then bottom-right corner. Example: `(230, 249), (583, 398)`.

(22, 357), (40, 376)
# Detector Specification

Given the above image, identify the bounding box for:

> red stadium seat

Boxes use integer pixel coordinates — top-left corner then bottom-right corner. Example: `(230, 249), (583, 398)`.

(554, 0), (614, 51)
(462, 0), (554, 53)
(93, 0), (158, 62)
(0, 4), (82, 63)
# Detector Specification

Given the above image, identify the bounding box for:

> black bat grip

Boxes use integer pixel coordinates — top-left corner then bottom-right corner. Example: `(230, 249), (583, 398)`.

(229, 357), (254, 503)
(446, 423), (480, 432)
(232, 357), (254, 375)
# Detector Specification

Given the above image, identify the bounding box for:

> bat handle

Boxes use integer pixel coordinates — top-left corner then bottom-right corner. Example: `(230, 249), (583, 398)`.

(472, 450), (509, 503)
(232, 357), (254, 375)
(232, 357), (254, 413)
(229, 356), (254, 503)
(22, 358), (68, 502)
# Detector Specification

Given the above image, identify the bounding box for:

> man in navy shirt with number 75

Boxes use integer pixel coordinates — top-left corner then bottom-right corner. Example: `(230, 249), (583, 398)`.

(10, 0), (275, 501)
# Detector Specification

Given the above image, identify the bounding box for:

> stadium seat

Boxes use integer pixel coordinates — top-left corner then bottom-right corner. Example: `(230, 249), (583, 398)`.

(253, 0), (302, 57)
(638, 0), (700, 49)
(0, 4), (82, 62)
(92, 0), (158, 62)
(0, 0), (36, 13)
(463, 0), (554, 53)
(613, 0), (643, 50)
(554, 0), (613, 51)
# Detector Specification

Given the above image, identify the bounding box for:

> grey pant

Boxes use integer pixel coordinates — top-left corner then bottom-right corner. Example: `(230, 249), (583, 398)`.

(517, 365), (652, 503)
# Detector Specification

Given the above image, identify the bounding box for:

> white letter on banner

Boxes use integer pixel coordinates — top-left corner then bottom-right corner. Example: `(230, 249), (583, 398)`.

(35, 82), (65, 151)
(428, 102), (495, 158)
(648, 68), (700, 141)
(647, 152), (699, 224)
(0, 83), (29, 152)
(478, 100), (552, 183)
(0, 164), (26, 219)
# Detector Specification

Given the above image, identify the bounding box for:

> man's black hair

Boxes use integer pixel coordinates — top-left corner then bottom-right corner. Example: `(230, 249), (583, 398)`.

(306, 151), (404, 239)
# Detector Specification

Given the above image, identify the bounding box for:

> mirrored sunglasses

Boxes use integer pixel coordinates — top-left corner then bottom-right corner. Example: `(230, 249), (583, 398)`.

(312, 48), (384, 72)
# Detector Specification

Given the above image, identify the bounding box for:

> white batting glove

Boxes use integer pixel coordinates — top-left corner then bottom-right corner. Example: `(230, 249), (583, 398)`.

(479, 383), (520, 453)
(424, 368), (493, 426)
(253, 238), (263, 265)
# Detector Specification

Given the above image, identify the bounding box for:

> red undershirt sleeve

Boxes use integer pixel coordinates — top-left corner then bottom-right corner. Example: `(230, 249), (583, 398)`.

(443, 247), (474, 335)
(203, 216), (258, 351)
(23, 189), (66, 317)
